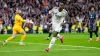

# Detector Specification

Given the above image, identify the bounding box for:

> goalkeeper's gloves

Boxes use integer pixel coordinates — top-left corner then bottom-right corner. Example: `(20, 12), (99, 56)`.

(25, 19), (33, 24)
(29, 20), (33, 24)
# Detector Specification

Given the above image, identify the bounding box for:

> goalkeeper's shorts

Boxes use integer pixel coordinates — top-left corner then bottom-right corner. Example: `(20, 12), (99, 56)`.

(13, 26), (24, 34)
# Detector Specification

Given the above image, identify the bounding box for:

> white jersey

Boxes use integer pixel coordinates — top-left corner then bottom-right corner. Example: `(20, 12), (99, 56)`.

(49, 7), (67, 32)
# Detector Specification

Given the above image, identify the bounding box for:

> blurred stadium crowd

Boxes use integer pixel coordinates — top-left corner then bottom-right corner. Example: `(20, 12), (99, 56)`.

(0, 0), (100, 34)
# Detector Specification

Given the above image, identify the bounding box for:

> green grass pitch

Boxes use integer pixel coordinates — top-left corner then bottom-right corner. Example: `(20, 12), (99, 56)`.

(0, 33), (100, 56)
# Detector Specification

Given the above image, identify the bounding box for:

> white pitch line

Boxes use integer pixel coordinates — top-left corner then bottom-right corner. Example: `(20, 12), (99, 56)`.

(0, 49), (95, 53)
(12, 41), (100, 49)
(0, 50), (44, 53)
(0, 51), (11, 53)
(0, 41), (100, 50)
(54, 49), (93, 51)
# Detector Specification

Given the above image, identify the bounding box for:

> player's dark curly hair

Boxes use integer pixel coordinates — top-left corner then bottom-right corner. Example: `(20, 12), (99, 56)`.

(89, 6), (95, 11)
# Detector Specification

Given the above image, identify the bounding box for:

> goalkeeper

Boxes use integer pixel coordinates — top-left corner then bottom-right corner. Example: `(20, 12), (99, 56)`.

(3, 10), (33, 45)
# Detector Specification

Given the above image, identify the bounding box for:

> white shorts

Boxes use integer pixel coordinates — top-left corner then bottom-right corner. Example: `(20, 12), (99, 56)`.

(52, 23), (62, 32)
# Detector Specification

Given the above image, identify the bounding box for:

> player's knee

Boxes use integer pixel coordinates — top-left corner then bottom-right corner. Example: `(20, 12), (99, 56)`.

(53, 31), (58, 37)
(12, 34), (16, 39)
(22, 31), (26, 35)
(49, 30), (53, 33)
(51, 41), (54, 44)
(49, 31), (52, 33)
(24, 32), (26, 34)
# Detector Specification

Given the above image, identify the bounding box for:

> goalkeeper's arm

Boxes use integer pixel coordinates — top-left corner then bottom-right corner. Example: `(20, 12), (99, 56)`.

(24, 19), (34, 24)
(20, 18), (33, 24)
(19, 17), (33, 24)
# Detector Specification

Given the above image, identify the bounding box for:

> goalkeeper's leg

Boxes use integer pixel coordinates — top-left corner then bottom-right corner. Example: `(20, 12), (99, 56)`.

(3, 34), (16, 45)
(19, 31), (26, 45)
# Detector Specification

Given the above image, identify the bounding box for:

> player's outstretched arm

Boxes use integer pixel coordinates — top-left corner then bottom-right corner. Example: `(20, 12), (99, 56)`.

(24, 19), (34, 24)
(19, 16), (33, 24)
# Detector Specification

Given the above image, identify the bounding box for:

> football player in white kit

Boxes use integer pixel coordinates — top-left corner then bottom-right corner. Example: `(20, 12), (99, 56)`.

(45, 3), (67, 52)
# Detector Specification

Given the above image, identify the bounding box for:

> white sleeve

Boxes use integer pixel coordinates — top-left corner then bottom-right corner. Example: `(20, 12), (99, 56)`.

(62, 10), (67, 17)
(49, 7), (57, 15)
(49, 8), (55, 15)
(49, 10), (53, 14)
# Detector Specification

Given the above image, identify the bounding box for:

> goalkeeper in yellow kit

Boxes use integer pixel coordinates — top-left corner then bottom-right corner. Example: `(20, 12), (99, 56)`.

(3, 10), (33, 45)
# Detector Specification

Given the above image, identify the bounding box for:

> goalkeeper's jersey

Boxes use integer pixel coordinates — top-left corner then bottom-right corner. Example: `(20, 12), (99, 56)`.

(14, 14), (25, 27)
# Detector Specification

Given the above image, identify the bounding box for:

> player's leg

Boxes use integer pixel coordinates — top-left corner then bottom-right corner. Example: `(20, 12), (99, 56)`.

(45, 31), (58, 52)
(19, 31), (26, 45)
(48, 30), (52, 38)
(3, 26), (17, 45)
(45, 30), (53, 40)
(3, 33), (17, 45)
(54, 24), (64, 43)
(57, 33), (64, 43)
(88, 24), (93, 42)
(45, 26), (53, 40)
(94, 31), (99, 42)
(57, 33), (61, 38)
(95, 26), (99, 42)
(96, 26), (99, 33)
(88, 31), (92, 42)
(19, 28), (26, 45)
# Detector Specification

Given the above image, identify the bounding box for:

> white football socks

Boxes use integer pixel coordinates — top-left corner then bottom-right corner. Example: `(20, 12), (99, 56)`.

(90, 38), (92, 40)
(48, 37), (56, 49)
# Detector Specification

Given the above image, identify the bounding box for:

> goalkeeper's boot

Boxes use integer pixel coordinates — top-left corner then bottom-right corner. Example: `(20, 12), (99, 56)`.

(3, 40), (7, 45)
(19, 42), (25, 46)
